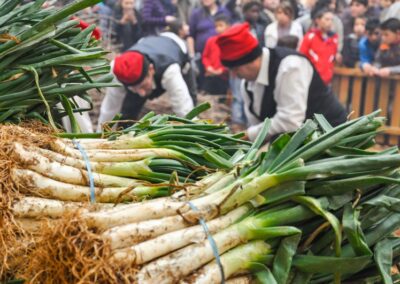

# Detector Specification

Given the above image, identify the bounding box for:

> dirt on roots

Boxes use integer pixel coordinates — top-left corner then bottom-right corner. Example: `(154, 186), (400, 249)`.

(0, 121), (56, 281)
(16, 213), (137, 284)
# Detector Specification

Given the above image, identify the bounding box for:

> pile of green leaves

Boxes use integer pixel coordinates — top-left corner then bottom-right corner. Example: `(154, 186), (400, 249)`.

(244, 113), (400, 284)
(0, 0), (118, 131)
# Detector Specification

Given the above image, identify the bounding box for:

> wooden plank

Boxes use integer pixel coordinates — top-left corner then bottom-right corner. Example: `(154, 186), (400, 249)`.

(389, 80), (400, 145)
(363, 77), (376, 115)
(334, 67), (400, 80)
(377, 79), (391, 146)
(334, 67), (366, 77)
(351, 77), (362, 117)
(338, 76), (350, 106)
(378, 79), (390, 119)
(384, 127), (400, 135)
(332, 76), (341, 95)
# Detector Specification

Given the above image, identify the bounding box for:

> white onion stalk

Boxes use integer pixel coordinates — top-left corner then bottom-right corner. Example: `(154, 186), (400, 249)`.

(40, 144), (193, 163)
(11, 142), (141, 187)
(40, 147), (155, 177)
(136, 207), (305, 283)
(75, 134), (153, 149)
(203, 172), (236, 195)
(104, 215), (190, 249)
(136, 223), (248, 283)
(111, 205), (251, 264)
(176, 173), (258, 222)
(12, 197), (129, 219)
(11, 169), (160, 202)
(172, 171), (228, 200)
(35, 146), (194, 181)
(12, 197), (89, 218)
(83, 198), (184, 229)
(62, 138), (106, 144)
(189, 241), (271, 284)
(15, 217), (57, 233)
(83, 148), (190, 162)
(84, 172), (254, 229)
(48, 138), (83, 158)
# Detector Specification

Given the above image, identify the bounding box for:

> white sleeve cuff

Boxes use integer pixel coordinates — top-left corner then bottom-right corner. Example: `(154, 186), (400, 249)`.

(247, 124), (265, 141)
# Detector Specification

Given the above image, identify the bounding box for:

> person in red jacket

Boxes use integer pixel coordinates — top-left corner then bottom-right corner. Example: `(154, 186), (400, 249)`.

(299, 8), (338, 85)
(201, 14), (231, 94)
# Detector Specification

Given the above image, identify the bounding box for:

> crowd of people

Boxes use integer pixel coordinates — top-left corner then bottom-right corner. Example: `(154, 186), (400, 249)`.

(47, 0), (400, 138)
(88, 0), (400, 76)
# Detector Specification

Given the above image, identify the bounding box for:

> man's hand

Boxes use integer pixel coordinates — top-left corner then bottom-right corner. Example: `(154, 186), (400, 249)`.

(121, 9), (137, 24)
(335, 53), (342, 65)
(165, 15), (177, 23)
(376, 67), (391, 77)
(362, 63), (379, 76)
(205, 67), (224, 76)
(241, 131), (249, 141)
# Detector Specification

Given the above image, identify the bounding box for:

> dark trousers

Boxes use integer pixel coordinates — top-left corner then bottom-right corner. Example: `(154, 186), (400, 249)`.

(119, 90), (147, 128)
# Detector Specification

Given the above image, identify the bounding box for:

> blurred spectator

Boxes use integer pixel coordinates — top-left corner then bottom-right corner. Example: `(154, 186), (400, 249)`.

(381, 0), (400, 21)
(188, 0), (231, 55)
(166, 18), (190, 38)
(277, 34), (300, 48)
(260, 0), (279, 25)
(379, 0), (395, 21)
(264, 1), (303, 48)
(225, 0), (244, 23)
(342, 16), (366, 67)
(288, 0), (302, 18)
(202, 15), (230, 94)
(359, 18), (381, 75)
(90, 2), (114, 35)
(166, 20), (198, 102)
(175, 0), (194, 23)
(187, 0), (231, 90)
(340, 0), (380, 37)
(104, 0), (119, 8)
(300, 8), (338, 84)
(296, 0), (344, 52)
(299, 0), (319, 15)
(367, 0), (383, 18)
(141, 0), (177, 35)
(243, 1), (267, 46)
(375, 18), (400, 76)
(113, 0), (143, 52)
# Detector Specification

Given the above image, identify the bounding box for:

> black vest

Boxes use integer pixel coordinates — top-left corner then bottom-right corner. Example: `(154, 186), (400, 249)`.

(246, 48), (347, 128)
(128, 35), (189, 99)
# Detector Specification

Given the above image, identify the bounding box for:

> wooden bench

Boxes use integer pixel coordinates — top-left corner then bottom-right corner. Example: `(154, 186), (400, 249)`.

(332, 67), (400, 146)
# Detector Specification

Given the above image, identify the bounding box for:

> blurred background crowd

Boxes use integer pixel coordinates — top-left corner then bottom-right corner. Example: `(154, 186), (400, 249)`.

(25, 0), (400, 129)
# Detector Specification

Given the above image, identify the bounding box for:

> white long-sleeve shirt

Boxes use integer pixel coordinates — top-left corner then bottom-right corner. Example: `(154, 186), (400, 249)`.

(264, 21), (304, 48)
(97, 33), (194, 131)
(242, 48), (314, 141)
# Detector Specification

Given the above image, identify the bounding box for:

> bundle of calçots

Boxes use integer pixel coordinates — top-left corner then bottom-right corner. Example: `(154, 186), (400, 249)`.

(3, 110), (400, 283)
(0, 105), (251, 279)
(3, 103), (251, 201)
(0, 0), (117, 130)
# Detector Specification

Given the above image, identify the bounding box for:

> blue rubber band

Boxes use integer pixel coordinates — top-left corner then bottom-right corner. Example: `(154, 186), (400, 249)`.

(72, 139), (96, 203)
(188, 201), (225, 283)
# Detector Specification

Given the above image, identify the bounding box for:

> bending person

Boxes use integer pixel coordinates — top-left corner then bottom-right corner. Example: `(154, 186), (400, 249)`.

(97, 31), (195, 131)
(216, 23), (347, 141)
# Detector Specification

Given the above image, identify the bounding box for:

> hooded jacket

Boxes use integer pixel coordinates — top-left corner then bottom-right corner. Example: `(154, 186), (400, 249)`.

(299, 29), (338, 84)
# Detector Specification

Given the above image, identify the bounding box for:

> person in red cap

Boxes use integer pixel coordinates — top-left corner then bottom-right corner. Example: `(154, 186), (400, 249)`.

(97, 27), (195, 129)
(216, 23), (347, 141)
